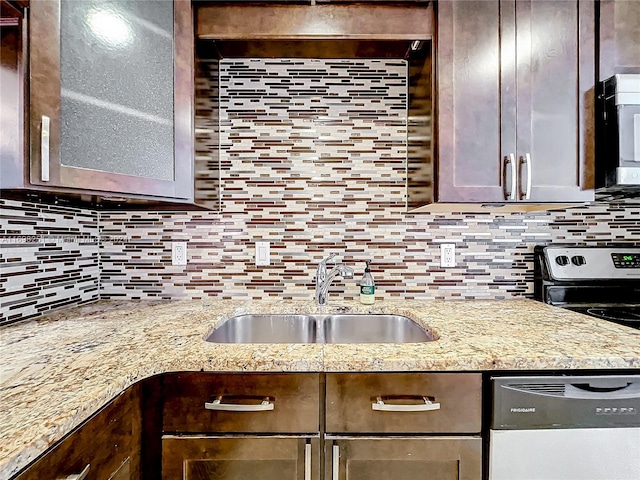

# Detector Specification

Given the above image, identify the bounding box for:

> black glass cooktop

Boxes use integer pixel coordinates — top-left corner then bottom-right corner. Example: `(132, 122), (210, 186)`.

(568, 307), (640, 330)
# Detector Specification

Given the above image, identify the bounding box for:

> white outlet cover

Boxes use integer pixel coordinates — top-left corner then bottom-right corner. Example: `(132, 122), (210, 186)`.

(256, 241), (271, 266)
(440, 243), (456, 267)
(172, 242), (187, 266)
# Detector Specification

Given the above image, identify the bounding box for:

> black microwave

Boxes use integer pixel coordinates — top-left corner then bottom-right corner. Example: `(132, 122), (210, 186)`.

(597, 74), (640, 190)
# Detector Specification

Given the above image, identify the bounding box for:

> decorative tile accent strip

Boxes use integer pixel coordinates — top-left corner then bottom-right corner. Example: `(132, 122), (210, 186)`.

(0, 199), (100, 326)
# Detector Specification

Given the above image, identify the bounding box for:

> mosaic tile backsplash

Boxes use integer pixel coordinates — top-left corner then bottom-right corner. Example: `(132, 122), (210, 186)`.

(98, 59), (639, 302)
(0, 199), (100, 326)
(2, 59), (639, 324)
(98, 203), (639, 302)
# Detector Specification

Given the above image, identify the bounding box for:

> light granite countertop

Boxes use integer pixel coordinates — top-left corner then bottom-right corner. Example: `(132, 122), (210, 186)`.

(1, 298), (639, 478)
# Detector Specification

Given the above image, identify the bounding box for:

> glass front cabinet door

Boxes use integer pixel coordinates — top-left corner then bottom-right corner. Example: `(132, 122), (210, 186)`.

(28, 0), (193, 200)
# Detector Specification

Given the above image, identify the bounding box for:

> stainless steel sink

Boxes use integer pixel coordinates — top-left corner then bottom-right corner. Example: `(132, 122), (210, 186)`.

(320, 314), (435, 343)
(205, 313), (434, 344)
(205, 314), (317, 343)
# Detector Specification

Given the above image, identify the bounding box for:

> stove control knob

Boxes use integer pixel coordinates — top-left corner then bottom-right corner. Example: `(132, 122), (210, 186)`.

(571, 255), (586, 266)
(555, 255), (570, 266)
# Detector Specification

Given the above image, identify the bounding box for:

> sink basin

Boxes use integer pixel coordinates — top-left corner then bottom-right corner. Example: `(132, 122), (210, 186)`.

(320, 314), (435, 343)
(205, 314), (317, 343)
(205, 313), (434, 344)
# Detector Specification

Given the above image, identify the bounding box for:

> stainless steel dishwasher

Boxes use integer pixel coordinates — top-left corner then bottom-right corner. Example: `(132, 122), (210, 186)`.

(490, 375), (640, 480)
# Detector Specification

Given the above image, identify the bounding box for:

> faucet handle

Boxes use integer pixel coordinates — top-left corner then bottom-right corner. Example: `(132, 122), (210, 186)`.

(320, 253), (337, 265)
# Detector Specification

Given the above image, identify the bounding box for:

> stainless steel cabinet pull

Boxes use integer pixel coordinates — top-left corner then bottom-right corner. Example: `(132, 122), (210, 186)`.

(332, 444), (340, 480)
(304, 443), (311, 480)
(59, 464), (90, 480)
(504, 153), (516, 200)
(521, 153), (532, 200)
(204, 396), (274, 412)
(372, 396), (441, 412)
(41, 115), (50, 182)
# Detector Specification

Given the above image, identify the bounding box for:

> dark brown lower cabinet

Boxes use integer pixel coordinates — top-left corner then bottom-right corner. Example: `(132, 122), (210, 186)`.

(161, 436), (320, 480)
(11, 373), (484, 480)
(13, 385), (141, 480)
(325, 437), (482, 480)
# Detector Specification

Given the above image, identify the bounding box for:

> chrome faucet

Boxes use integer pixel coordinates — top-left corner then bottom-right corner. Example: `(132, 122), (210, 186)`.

(315, 254), (354, 306)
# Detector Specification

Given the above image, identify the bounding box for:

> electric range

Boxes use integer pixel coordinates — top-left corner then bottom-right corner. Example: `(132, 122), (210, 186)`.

(534, 245), (640, 330)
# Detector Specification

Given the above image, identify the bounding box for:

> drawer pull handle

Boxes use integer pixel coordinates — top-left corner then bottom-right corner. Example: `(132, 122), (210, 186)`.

(372, 396), (441, 412)
(60, 464), (90, 480)
(332, 444), (340, 480)
(204, 396), (274, 412)
(305, 443), (312, 480)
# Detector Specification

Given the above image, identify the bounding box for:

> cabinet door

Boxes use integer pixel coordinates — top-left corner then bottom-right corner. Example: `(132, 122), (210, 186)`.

(28, 0), (193, 200)
(161, 436), (320, 480)
(13, 387), (140, 480)
(325, 437), (482, 480)
(0, 1), (25, 188)
(437, 0), (513, 203)
(514, 0), (594, 202)
(599, 0), (640, 81)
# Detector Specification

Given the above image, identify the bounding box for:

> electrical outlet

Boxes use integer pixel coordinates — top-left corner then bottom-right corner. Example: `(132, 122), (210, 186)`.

(172, 242), (187, 266)
(440, 244), (456, 267)
(255, 241), (271, 266)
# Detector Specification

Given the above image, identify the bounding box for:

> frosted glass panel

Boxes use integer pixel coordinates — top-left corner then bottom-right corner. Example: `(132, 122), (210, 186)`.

(60, 0), (174, 181)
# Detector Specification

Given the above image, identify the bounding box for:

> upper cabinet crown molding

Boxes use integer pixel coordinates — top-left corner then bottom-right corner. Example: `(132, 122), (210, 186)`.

(196, 2), (434, 40)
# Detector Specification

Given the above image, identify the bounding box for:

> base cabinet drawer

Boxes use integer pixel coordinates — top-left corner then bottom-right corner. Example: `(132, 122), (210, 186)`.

(325, 437), (482, 480)
(326, 373), (482, 434)
(161, 436), (320, 480)
(162, 373), (320, 434)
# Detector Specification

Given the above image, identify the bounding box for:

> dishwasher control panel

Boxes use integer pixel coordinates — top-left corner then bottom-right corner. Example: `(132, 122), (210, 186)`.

(491, 375), (640, 429)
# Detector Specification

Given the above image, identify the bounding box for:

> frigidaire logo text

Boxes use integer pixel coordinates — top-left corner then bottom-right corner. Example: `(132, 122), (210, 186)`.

(511, 407), (536, 413)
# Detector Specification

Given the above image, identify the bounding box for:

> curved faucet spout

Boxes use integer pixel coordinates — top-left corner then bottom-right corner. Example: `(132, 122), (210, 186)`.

(316, 261), (354, 306)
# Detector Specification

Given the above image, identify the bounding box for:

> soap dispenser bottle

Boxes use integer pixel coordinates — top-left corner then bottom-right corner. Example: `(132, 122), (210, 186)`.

(359, 260), (375, 305)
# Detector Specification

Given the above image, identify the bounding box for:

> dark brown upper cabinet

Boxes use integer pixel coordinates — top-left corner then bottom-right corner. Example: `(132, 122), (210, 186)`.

(1, 0), (194, 203)
(0, 1), (26, 189)
(435, 0), (595, 207)
(599, 0), (640, 81)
